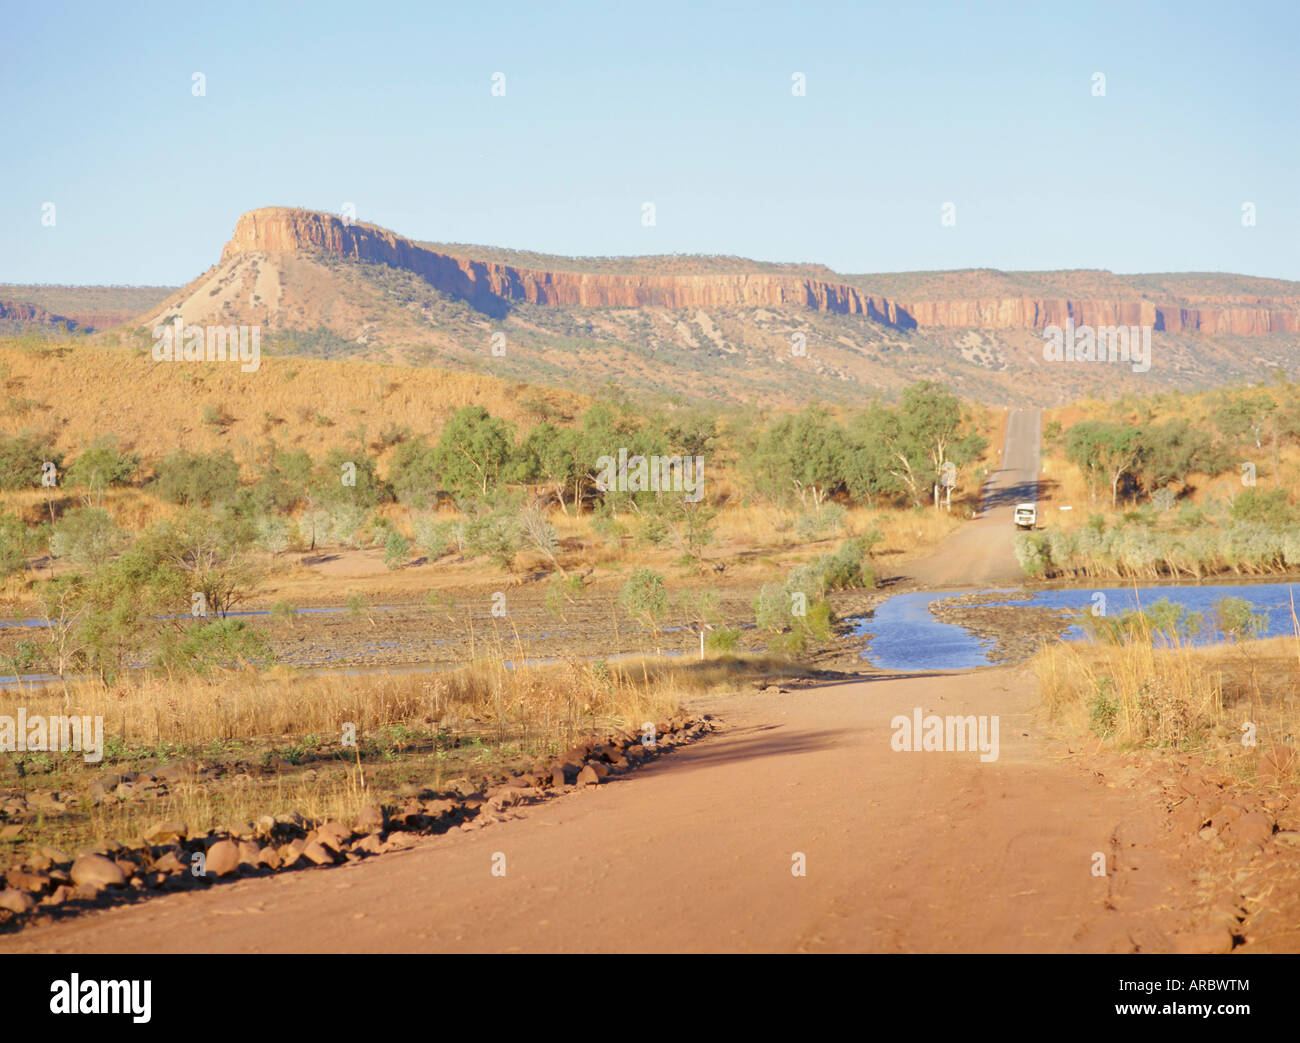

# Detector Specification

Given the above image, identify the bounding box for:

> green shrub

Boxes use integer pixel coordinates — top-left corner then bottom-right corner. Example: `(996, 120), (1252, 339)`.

(155, 449), (241, 506)
(705, 625), (742, 652)
(0, 433), (60, 490)
(383, 529), (411, 569)
(66, 438), (139, 491)
(1213, 595), (1267, 641)
(49, 507), (122, 568)
(619, 568), (668, 632)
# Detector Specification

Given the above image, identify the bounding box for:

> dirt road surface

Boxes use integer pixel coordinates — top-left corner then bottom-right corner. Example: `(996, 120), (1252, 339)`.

(898, 406), (1040, 589)
(2, 665), (1209, 954)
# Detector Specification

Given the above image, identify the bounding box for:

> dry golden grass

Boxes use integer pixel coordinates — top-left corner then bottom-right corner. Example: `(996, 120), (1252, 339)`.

(1033, 618), (1300, 781)
(0, 340), (586, 472)
(1, 650), (805, 855)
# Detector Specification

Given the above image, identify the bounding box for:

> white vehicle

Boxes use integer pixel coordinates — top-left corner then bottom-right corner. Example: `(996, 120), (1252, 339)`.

(1013, 503), (1037, 530)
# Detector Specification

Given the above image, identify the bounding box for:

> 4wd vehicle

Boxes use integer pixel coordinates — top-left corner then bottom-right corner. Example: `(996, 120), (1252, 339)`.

(1013, 503), (1036, 530)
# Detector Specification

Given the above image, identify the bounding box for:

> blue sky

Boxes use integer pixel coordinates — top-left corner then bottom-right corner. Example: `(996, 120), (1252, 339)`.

(2, 0), (1296, 285)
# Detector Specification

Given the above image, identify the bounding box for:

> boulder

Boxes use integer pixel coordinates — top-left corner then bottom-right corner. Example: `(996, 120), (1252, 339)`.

(70, 854), (127, 889)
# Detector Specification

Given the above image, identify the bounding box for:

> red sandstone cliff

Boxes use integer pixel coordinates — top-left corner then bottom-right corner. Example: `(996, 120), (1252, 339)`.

(219, 208), (1300, 336)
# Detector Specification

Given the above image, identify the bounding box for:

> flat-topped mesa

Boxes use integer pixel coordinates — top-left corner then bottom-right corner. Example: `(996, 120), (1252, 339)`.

(220, 207), (1300, 335)
(221, 206), (908, 319)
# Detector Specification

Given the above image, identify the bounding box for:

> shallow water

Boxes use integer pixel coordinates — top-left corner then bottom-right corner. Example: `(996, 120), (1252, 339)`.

(851, 581), (1300, 672)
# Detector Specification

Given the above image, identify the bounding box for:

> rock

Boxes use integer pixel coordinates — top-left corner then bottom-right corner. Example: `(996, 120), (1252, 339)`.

(576, 765), (601, 787)
(352, 805), (386, 835)
(0, 889), (36, 914)
(37, 845), (70, 864)
(259, 846), (281, 870)
(313, 821), (352, 853)
(448, 778), (478, 798)
(153, 850), (188, 875)
(302, 841), (334, 866)
(237, 840), (262, 868)
(72, 882), (104, 902)
(5, 869), (50, 893)
(144, 820), (188, 845)
(44, 884), (74, 906)
(488, 786), (523, 808)
(354, 834), (383, 856)
(204, 839), (240, 877)
(1274, 831), (1300, 848)
(585, 761), (611, 780)
(70, 854), (127, 889)
(90, 775), (123, 802)
(551, 768), (567, 789)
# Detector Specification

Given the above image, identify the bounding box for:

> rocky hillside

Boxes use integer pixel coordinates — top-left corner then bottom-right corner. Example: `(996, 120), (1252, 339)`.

(121, 207), (1300, 406)
(0, 285), (174, 333)
(0, 300), (83, 336)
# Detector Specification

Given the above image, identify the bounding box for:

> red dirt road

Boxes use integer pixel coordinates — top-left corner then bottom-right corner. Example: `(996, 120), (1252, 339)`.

(1, 665), (1212, 953)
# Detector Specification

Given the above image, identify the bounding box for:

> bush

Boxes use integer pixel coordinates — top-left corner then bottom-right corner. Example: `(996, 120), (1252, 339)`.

(619, 568), (668, 632)
(1013, 532), (1050, 577)
(155, 449), (241, 506)
(463, 509), (523, 571)
(705, 625), (742, 652)
(0, 433), (60, 490)
(544, 572), (585, 619)
(818, 539), (874, 590)
(796, 503), (847, 540)
(413, 515), (455, 560)
(1231, 488), (1296, 526)
(383, 529), (411, 569)
(1213, 596), (1267, 641)
(49, 507), (122, 568)
(387, 441), (441, 508)
(0, 512), (31, 579)
(255, 515), (293, 557)
(66, 438), (139, 491)
(159, 618), (272, 675)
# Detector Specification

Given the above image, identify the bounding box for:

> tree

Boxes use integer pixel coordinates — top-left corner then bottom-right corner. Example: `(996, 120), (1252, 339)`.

(843, 402), (904, 507)
(747, 406), (848, 509)
(311, 448), (386, 509)
(1214, 391), (1276, 450)
(1064, 421), (1143, 507)
(1132, 419), (1229, 496)
(436, 406), (515, 498)
(510, 423), (583, 514)
(387, 439), (442, 508)
(884, 382), (988, 510)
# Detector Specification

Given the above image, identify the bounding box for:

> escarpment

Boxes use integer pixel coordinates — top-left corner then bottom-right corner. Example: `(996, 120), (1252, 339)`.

(219, 207), (1300, 335)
